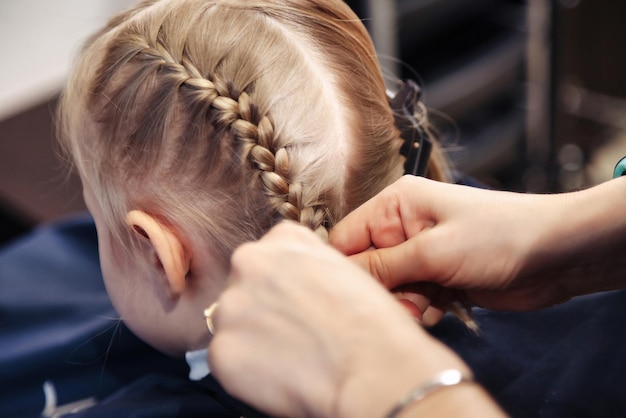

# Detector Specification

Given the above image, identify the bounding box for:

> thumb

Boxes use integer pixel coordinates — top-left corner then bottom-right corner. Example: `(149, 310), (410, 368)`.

(348, 234), (440, 290)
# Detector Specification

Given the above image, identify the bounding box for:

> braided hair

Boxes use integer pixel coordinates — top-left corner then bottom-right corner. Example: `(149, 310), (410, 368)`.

(58, 0), (447, 263)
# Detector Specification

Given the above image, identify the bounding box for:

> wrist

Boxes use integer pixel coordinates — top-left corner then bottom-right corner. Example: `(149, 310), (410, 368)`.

(526, 176), (626, 296)
(385, 369), (474, 418)
(394, 381), (505, 418)
(567, 176), (626, 294)
(334, 329), (472, 418)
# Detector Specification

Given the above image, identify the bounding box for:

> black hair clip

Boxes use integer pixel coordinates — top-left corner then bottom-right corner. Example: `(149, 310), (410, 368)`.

(390, 79), (432, 177)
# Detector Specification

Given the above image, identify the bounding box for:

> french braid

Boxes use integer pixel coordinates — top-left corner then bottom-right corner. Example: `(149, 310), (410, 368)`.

(126, 35), (332, 239)
(61, 0), (445, 255)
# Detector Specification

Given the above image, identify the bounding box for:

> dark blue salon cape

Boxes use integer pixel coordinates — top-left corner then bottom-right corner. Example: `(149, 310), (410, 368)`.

(1, 214), (625, 417)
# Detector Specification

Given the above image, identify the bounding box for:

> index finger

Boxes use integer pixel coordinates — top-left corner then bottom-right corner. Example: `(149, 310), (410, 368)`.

(329, 188), (407, 255)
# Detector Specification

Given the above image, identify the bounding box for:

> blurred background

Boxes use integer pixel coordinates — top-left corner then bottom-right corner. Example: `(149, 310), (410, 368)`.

(1, 0), (625, 246)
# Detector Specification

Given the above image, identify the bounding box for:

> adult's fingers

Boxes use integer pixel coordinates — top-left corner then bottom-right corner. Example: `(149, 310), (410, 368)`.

(393, 282), (442, 321)
(421, 288), (454, 327)
(347, 230), (446, 290)
(329, 191), (408, 256)
(330, 176), (444, 256)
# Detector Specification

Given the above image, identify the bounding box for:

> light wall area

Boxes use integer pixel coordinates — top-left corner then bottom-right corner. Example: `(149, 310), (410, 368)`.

(0, 1), (136, 223)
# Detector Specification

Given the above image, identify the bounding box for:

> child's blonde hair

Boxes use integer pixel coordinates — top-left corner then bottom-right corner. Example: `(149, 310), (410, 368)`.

(58, 0), (448, 267)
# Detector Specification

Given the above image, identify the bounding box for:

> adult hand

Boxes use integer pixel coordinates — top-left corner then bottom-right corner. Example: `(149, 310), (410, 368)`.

(208, 222), (478, 418)
(330, 175), (626, 317)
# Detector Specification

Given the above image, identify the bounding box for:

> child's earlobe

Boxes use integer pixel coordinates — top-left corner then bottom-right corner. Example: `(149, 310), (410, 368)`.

(125, 210), (190, 298)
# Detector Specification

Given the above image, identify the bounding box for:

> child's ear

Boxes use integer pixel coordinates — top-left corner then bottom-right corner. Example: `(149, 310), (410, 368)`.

(125, 210), (190, 297)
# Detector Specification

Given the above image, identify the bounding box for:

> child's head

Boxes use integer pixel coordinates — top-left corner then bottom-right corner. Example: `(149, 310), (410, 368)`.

(58, 0), (449, 356)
